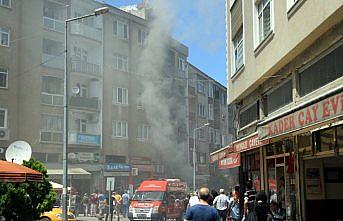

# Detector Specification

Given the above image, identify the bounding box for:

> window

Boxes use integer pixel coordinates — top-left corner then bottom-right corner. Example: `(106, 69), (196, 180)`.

(267, 79), (292, 114)
(197, 81), (205, 93)
(105, 155), (126, 163)
(0, 68), (8, 88)
(112, 121), (128, 138)
(239, 102), (258, 128)
(256, 0), (272, 44)
(209, 128), (215, 143)
(220, 93), (226, 105)
(233, 29), (244, 71)
(215, 129), (221, 144)
(114, 53), (128, 72)
(41, 76), (63, 106)
(41, 114), (63, 143)
(114, 87), (128, 105)
(138, 29), (147, 44)
(198, 128), (206, 140)
(287, 0), (299, 11)
(0, 27), (9, 47)
(0, 0), (10, 7)
(137, 124), (150, 140)
(113, 20), (128, 39)
(197, 103), (206, 118)
(0, 108), (7, 127)
(208, 83), (214, 97)
(299, 44), (343, 97)
(208, 104), (214, 120)
(198, 152), (207, 164)
(137, 91), (144, 109)
(178, 57), (186, 71)
(76, 119), (87, 133)
(42, 38), (63, 55)
(167, 50), (175, 66)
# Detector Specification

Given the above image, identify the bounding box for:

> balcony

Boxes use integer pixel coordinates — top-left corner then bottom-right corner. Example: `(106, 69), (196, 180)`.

(43, 16), (64, 33)
(71, 59), (101, 76)
(69, 96), (100, 110)
(42, 53), (64, 70)
(69, 132), (101, 146)
(41, 92), (63, 106)
(70, 23), (102, 41)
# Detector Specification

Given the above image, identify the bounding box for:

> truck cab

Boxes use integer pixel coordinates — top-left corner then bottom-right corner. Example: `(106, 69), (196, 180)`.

(129, 179), (187, 221)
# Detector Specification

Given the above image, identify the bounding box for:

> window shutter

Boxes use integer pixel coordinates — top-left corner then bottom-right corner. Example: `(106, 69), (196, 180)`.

(230, 0), (243, 40)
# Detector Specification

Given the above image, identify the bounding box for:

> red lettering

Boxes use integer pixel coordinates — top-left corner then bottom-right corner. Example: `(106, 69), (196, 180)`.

(298, 112), (304, 126)
(312, 104), (318, 122)
(284, 117), (289, 131)
(268, 125), (273, 136)
(289, 115), (295, 129)
(278, 120), (284, 133)
(273, 123), (279, 135)
(305, 108), (312, 124)
(322, 100), (330, 118)
(330, 96), (339, 114)
(341, 94), (343, 112)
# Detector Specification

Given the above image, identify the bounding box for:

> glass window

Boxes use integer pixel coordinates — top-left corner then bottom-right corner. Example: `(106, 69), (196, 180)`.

(133, 191), (164, 201)
(112, 121), (128, 138)
(239, 102), (258, 128)
(42, 76), (63, 94)
(197, 103), (206, 118)
(208, 83), (214, 97)
(0, 68), (8, 88)
(114, 87), (128, 105)
(197, 81), (205, 93)
(220, 93), (226, 105)
(233, 28), (244, 71)
(113, 20), (128, 39)
(0, 0), (10, 8)
(137, 124), (150, 140)
(337, 126), (343, 149)
(41, 114), (63, 143)
(0, 109), (6, 127)
(138, 29), (147, 44)
(114, 53), (128, 72)
(299, 45), (343, 96)
(257, 0), (271, 43)
(267, 79), (292, 114)
(0, 27), (10, 47)
(208, 104), (214, 120)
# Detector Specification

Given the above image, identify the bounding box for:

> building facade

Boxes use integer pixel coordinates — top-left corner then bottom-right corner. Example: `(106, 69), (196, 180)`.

(225, 0), (342, 220)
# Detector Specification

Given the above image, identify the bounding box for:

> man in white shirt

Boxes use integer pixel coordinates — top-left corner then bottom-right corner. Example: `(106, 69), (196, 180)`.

(213, 189), (230, 221)
(188, 192), (200, 208)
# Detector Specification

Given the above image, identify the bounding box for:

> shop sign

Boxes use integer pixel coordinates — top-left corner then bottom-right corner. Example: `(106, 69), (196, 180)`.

(218, 153), (240, 169)
(133, 164), (154, 172)
(210, 147), (230, 163)
(130, 156), (152, 165)
(259, 91), (343, 139)
(76, 133), (101, 145)
(106, 163), (131, 172)
(68, 152), (99, 163)
(233, 134), (269, 153)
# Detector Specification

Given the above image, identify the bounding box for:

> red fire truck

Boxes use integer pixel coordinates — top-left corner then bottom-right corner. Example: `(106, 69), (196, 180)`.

(129, 179), (188, 221)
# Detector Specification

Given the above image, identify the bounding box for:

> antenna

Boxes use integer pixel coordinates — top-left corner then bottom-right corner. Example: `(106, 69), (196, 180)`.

(5, 141), (32, 165)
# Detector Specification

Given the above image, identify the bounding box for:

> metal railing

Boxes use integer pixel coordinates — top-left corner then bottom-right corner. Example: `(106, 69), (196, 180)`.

(69, 96), (100, 110)
(71, 59), (101, 75)
(43, 16), (64, 33)
(70, 23), (102, 41)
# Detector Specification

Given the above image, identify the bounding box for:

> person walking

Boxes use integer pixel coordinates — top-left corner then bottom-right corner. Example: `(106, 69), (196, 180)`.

(243, 180), (257, 221)
(228, 187), (240, 221)
(90, 192), (98, 217)
(121, 191), (130, 218)
(269, 201), (285, 221)
(254, 192), (270, 221)
(188, 192), (200, 208)
(82, 193), (90, 216)
(184, 187), (220, 221)
(213, 189), (230, 221)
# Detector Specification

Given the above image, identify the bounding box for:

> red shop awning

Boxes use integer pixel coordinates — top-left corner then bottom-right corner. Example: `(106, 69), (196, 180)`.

(0, 160), (43, 182)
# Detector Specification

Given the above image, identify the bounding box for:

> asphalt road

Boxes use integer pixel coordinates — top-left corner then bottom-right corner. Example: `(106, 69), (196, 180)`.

(77, 214), (130, 221)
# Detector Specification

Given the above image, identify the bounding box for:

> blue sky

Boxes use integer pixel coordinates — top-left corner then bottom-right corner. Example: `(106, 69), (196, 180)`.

(102, 0), (227, 86)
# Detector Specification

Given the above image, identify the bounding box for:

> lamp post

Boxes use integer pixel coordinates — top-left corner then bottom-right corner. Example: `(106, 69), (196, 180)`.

(193, 123), (210, 191)
(62, 7), (109, 221)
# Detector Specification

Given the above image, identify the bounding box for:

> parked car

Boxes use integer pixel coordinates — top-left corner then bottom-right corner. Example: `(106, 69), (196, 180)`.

(40, 207), (76, 221)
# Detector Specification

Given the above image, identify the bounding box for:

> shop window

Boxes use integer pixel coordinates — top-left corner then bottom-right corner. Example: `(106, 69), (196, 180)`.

(239, 102), (259, 128)
(313, 128), (335, 152)
(337, 126), (343, 149)
(299, 44), (343, 97)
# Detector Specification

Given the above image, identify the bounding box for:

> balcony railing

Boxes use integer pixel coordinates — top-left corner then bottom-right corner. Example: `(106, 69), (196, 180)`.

(43, 16), (64, 33)
(71, 23), (102, 41)
(69, 96), (100, 110)
(69, 132), (101, 146)
(42, 53), (64, 70)
(71, 59), (101, 75)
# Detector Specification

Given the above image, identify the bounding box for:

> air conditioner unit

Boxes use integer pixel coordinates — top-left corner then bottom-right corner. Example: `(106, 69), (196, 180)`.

(131, 168), (138, 176)
(0, 128), (10, 140)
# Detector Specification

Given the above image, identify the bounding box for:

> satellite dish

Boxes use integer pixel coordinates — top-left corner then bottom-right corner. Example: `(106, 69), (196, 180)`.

(5, 141), (32, 164)
(72, 86), (80, 95)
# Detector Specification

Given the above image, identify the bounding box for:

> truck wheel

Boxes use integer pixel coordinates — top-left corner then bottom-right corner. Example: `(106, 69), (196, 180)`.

(40, 218), (51, 221)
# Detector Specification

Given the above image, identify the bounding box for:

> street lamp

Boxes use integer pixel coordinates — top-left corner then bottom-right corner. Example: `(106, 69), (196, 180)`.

(62, 6), (109, 221)
(193, 122), (210, 191)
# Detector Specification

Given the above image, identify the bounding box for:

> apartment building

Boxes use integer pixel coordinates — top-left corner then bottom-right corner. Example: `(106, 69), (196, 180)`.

(0, 0), (188, 192)
(226, 0), (342, 220)
(187, 64), (228, 187)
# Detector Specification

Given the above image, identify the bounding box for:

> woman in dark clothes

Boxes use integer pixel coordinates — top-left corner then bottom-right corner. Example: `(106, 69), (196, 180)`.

(255, 191), (271, 221)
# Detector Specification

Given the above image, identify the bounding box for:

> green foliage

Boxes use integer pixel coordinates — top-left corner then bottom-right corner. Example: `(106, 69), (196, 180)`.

(0, 158), (57, 221)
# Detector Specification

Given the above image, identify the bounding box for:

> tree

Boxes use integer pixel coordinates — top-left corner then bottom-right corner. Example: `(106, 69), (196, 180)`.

(0, 158), (57, 221)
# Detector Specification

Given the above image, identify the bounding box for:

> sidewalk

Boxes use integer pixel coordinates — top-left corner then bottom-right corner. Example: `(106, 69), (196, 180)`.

(77, 214), (130, 221)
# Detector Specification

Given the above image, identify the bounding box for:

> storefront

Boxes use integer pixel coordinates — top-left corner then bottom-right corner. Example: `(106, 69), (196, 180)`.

(259, 90), (343, 221)
(104, 163), (131, 192)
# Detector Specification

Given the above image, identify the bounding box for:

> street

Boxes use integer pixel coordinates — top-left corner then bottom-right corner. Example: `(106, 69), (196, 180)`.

(77, 214), (130, 221)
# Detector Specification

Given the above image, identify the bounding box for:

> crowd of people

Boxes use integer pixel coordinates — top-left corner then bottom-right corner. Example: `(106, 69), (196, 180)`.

(184, 180), (286, 221)
(79, 190), (131, 220)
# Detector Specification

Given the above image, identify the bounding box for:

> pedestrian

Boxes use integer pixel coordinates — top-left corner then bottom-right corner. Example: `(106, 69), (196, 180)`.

(121, 191), (130, 218)
(208, 190), (218, 206)
(228, 186), (240, 221)
(184, 187), (220, 221)
(188, 191), (200, 208)
(98, 192), (107, 218)
(269, 201), (285, 221)
(82, 193), (90, 216)
(213, 189), (230, 221)
(243, 180), (257, 221)
(254, 192), (270, 221)
(90, 192), (98, 217)
(113, 192), (122, 216)
(277, 177), (285, 209)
